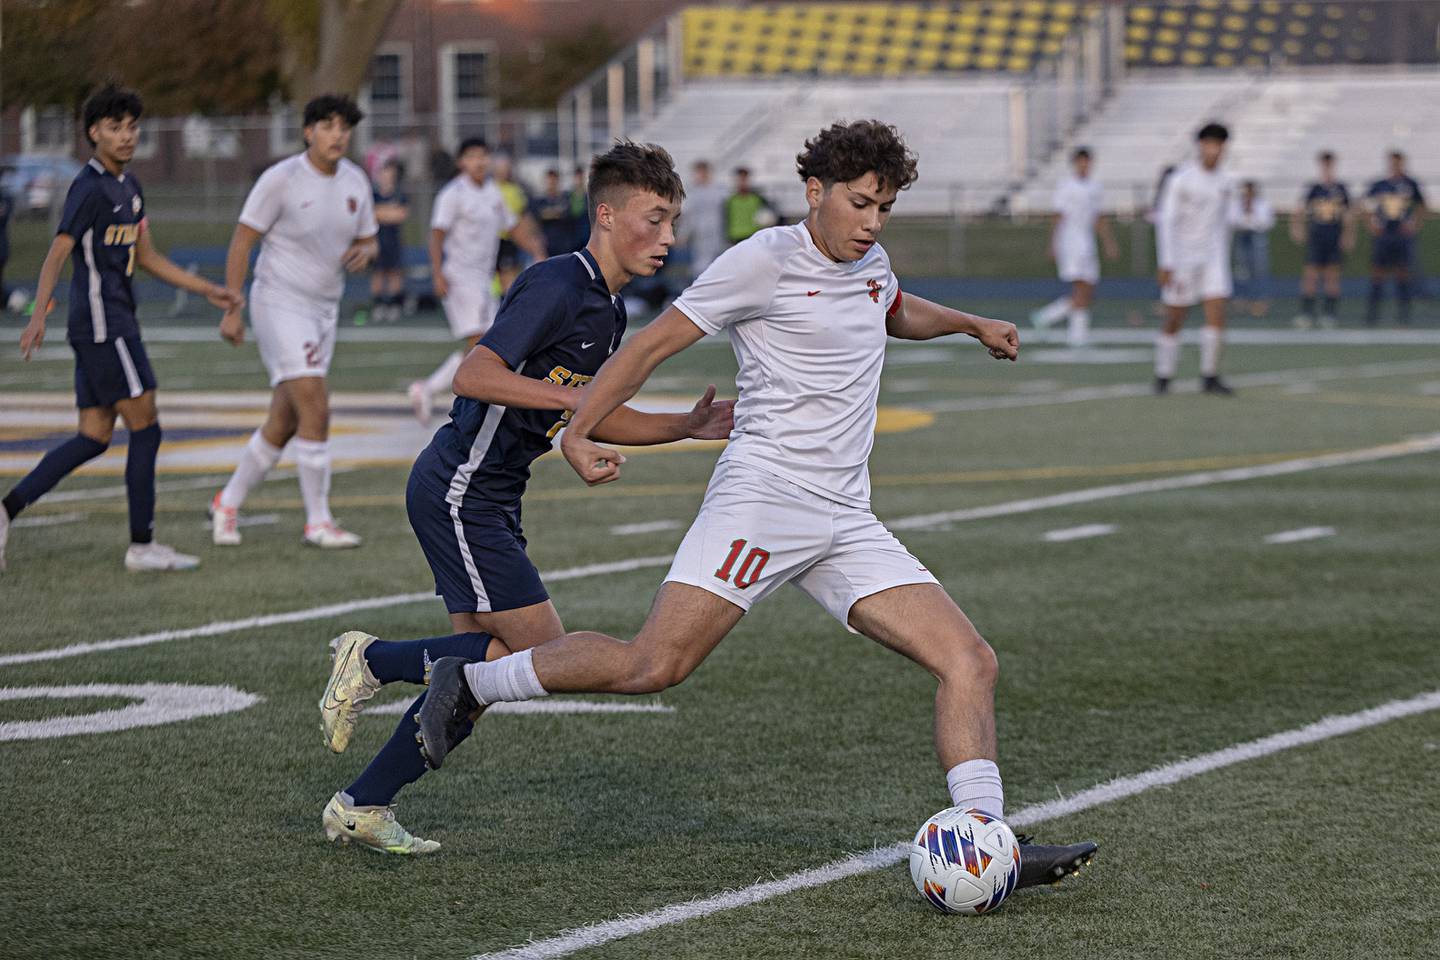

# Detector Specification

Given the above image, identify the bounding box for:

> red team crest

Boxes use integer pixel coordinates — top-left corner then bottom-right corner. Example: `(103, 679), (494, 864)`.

(866, 278), (882, 302)
(347, 196), (358, 214)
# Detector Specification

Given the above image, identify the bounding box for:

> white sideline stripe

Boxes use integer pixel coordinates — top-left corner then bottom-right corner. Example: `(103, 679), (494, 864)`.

(1264, 526), (1337, 545)
(40, 470), (298, 505)
(371, 698), (675, 717)
(1041, 523), (1116, 543)
(0, 555), (673, 668)
(468, 688), (1440, 960)
(609, 520), (684, 536)
(13, 512), (86, 529)
(889, 433), (1440, 531)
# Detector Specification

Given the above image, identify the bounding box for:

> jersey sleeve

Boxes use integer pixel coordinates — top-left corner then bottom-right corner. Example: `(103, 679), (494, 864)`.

(356, 185), (379, 238)
(238, 164), (287, 233)
(497, 192), (520, 233)
(57, 177), (101, 238)
(480, 270), (575, 369)
(672, 236), (782, 335)
(883, 259), (901, 315)
(430, 184), (457, 231)
(1154, 173), (1179, 270)
(1410, 179), (1426, 209)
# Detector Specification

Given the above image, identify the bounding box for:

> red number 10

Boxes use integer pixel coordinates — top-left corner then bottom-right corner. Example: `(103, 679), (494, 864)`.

(715, 538), (770, 590)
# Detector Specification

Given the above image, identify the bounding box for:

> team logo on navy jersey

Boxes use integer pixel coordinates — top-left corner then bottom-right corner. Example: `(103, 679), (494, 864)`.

(132, 195), (142, 215)
(347, 196), (358, 214)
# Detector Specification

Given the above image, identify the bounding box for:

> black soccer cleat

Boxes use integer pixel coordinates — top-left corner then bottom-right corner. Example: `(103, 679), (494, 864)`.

(1015, 836), (1098, 889)
(1201, 375), (1235, 396)
(415, 656), (480, 771)
(1154, 376), (1170, 395)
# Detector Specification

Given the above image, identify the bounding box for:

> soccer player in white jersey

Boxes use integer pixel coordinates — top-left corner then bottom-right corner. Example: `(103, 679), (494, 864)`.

(1153, 123), (1236, 396)
(1031, 147), (1118, 348)
(210, 95), (378, 548)
(408, 138), (546, 424)
(418, 121), (1097, 887)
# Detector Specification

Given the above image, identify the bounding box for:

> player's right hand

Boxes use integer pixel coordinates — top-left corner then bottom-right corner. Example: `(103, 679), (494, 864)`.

(219, 309), (245, 346)
(19, 299), (54, 360)
(560, 431), (626, 486)
(1157, 269), (1173, 288)
(433, 274), (449, 300)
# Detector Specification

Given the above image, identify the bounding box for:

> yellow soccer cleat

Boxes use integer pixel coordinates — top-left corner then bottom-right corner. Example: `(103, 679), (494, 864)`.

(322, 792), (440, 855)
(319, 630), (381, 754)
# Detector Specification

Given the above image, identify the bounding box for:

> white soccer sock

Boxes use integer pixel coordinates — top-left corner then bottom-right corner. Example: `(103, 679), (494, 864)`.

(1066, 308), (1090, 348)
(1036, 295), (1071, 325)
(1155, 332), (1181, 379)
(219, 430), (282, 510)
(1200, 326), (1224, 377)
(945, 759), (1005, 819)
(292, 438), (333, 527)
(424, 351), (465, 398)
(463, 649), (550, 706)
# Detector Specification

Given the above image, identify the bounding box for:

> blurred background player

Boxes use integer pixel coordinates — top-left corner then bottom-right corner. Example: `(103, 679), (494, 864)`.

(724, 166), (778, 245)
(491, 152), (546, 294)
(1364, 150), (1425, 326)
(0, 175), (12, 311)
(211, 94), (378, 549)
(1228, 180), (1275, 318)
(1291, 151), (1352, 329)
(409, 138), (542, 424)
(1154, 123), (1236, 396)
(369, 160), (409, 323)
(679, 159), (727, 278)
(4, 84), (238, 572)
(526, 168), (583, 257)
(1030, 147), (1118, 348)
(569, 165), (591, 250)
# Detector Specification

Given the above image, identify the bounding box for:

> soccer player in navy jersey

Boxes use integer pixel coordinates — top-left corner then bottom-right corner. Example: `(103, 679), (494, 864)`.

(1290, 151), (1352, 329)
(1, 84), (240, 572)
(1365, 150), (1426, 326)
(317, 141), (734, 853)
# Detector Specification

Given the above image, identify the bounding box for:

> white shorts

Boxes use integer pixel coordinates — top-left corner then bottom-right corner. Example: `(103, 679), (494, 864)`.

(1162, 260), (1232, 307)
(665, 458), (939, 630)
(442, 278), (498, 340)
(249, 284), (338, 387)
(1057, 243), (1099, 285)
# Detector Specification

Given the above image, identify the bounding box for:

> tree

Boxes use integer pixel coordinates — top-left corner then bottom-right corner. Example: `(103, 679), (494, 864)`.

(498, 22), (623, 110)
(266, 0), (405, 104)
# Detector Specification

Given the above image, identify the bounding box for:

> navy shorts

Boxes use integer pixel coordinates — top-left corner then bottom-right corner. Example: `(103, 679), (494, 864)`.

(375, 228), (402, 271)
(406, 470), (549, 615)
(1372, 234), (1413, 269)
(1306, 231), (1343, 267)
(71, 335), (156, 409)
(495, 238), (521, 272)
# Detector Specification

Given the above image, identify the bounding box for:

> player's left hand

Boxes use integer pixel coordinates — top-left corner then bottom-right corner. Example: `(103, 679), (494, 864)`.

(342, 241), (376, 273)
(685, 384), (736, 440)
(976, 317), (1019, 361)
(560, 431), (627, 486)
(18, 299), (54, 361)
(205, 284), (244, 311)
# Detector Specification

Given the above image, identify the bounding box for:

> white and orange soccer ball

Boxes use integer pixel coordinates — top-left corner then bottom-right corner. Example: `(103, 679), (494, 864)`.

(909, 806), (1021, 915)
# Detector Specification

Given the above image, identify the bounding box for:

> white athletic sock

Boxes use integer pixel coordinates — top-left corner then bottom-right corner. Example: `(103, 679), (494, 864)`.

(1066, 308), (1090, 348)
(1155, 332), (1181, 379)
(463, 649), (550, 706)
(946, 759), (1005, 819)
(219, 430), (282, 510)
(1036, 295), (1070, 325)
(292, 438), (333, 527)
(1200, 326), (1223, 377)
(424, 351), (465, 398)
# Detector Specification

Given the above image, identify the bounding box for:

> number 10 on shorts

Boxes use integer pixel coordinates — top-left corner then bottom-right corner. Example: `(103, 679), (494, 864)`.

(715, 539), (770, 589)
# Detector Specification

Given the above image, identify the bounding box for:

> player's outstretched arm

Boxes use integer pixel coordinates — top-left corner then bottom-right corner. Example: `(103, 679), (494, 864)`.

(561, 305), (707, 485)
(513, 214), (548, 262)
(19, 234), (74, 360)
(219, 223), (262, 346)
(135, 227), (243, 310)
(428, 228), (449, 300)
(452, 344), (576, 410)
(886, 293), (1018, 361)
(590, 385), (735, 446)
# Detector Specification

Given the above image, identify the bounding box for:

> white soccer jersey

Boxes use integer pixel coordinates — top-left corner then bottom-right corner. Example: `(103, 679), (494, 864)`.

(1155, 161), (1234, 269)
(1052, 174), (1104, 254)
(431, 175), (517, 281)
(673, 223), (899, 509)
(239, 153), (377, 303)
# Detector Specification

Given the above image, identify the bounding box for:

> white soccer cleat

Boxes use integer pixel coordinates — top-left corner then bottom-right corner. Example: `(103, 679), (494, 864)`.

(210, 491), (241, 546)
(322, 792), (440, 855)
(0, 507), (10, 571)
(304, 522), (362, 549)
(408, 380), (432, 426)
(124, 542), (201, 572)
(320, 630), (381, 754)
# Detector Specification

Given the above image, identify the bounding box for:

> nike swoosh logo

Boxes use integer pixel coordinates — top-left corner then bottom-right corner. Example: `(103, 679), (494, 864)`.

(345, 821), (357, 830)
(113, 204), (123, 213)
(301, 201), (314, 208)
(807, 290), (821, 296)
(322, 648), (355, 711)
(581, 341), (596, 349)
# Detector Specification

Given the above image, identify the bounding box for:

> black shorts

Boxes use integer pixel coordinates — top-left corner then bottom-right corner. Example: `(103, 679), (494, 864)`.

(1306, 232), (1343, 267)
(1372, 234), (1413, 269)
(496, 238), (521, 272)
(71, 335), (156, 409)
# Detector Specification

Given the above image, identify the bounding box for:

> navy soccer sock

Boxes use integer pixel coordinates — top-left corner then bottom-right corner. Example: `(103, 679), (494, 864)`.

(1300, 295), (1316, 318)
(3, 434), (108, 519)
(1323, 294), (1339, 317)
(1396, 278), (1412, 323)
(365, 632), (492, 685)
(346, 690), (475, 806)
(1366, 280), (1383, 323)
(125, 423), (161, 545)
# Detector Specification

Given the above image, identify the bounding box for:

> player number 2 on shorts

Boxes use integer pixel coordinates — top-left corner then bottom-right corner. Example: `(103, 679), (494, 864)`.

(715, 538), (770, 590)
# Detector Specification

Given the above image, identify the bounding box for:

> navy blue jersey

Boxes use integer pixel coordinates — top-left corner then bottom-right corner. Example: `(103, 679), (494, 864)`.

(373, 188), (406, 242)
(527, 192), (579, 256)
(0, 186), (13, 261)
(1303, 182), (1349, 237)
(59, 159), (145, 343)
(414, 248), (626, 509)
(1367, 175), (1424, 235)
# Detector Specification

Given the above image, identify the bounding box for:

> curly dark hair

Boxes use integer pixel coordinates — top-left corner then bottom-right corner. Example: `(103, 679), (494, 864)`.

(795, 120), (918, 194)
(302, 93), (364, 129)
(587, 140), (685, 222)
(81, 82), (144, 147)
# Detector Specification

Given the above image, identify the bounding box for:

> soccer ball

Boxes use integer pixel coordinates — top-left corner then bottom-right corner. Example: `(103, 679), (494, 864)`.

(909, 806), (1021, 915)
(6, 288), (28, 314)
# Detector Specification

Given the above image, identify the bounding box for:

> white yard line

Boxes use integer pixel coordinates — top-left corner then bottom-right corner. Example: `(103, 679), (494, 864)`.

(6, 435), (1439, 669)
(37, 470), (296, 505)
(371, 699), (675, 717)
(609, 520), (684, 536)
(0, 555), (674, 668)
(1042, 523), (1117, 543)
(467, 687), (1440, 960)
(889, 433), (1440, 532)
(1264, 526), (1337, 545)
(12, 512), (87, 529)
